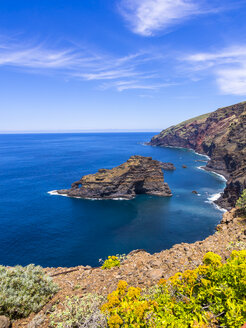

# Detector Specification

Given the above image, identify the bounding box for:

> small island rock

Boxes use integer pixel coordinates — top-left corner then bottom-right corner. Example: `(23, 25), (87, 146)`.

(159, 162), (176, 170)
(57, 155), (172, 199)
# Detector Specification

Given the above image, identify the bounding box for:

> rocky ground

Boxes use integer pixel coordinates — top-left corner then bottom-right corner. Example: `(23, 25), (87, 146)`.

(12, 208), (246, 328)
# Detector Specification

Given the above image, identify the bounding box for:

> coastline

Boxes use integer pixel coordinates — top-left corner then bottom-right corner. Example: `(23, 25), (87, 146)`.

(146, 143), (229, 212)
(49, 144), (228, 213)
(12, 145), (246, 327)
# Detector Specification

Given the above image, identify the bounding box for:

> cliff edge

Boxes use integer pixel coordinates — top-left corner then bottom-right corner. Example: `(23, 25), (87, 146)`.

(149, 101), (246, 209)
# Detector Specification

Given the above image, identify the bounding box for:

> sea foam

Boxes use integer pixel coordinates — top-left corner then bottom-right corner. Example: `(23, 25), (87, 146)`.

(48, 190), (68, 197)
(48, 190), (127, 201)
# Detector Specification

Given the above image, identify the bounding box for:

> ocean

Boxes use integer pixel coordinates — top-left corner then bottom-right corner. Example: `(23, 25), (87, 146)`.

(0, 133), (226, 267)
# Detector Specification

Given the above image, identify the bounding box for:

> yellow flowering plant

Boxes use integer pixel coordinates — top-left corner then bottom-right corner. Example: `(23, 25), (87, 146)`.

(100, 254), (127, 269)
(101, 250), (246, 328)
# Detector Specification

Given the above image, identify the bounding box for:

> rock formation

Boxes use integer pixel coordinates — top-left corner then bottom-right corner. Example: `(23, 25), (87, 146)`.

(149, 101), (246, 209)
(57, 155), (172, 199)
(159, 162), (176, 170)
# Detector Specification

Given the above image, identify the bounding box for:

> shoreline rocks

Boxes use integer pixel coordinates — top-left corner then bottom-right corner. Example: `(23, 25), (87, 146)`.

(57, 155), (172, 200)
(159, 162), (176, 171)
(149, 101), (246, 209)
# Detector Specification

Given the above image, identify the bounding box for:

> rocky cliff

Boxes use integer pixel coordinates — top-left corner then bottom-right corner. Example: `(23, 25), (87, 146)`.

(57, 155), (172, 199)
(149, 101), (246, 209)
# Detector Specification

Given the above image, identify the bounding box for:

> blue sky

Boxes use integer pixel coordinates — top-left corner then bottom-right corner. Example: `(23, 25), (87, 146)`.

(1, 0), (246, 132)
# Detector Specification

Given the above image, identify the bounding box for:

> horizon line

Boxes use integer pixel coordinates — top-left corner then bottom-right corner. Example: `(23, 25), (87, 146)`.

(0, 129), (162, 134)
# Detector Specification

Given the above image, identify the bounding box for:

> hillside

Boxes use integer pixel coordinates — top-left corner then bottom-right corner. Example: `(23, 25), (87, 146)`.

(8, 209), (246, 328)
(149, 102), (246, 209)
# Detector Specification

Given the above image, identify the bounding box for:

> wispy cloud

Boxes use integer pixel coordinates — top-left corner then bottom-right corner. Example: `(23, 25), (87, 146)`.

(0, 40), (173, 92)
(101, 80), (175, 92)
(0, 41), (101, 72)
(185, 46), (246, 95)
(118, 0), (223, 36)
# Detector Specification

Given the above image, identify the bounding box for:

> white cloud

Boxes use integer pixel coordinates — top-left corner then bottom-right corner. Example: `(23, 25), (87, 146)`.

(217, 67), (246, 95)
(75, 69), (140, 81)
(184, 46), (246, 95)
(186, 47), (246, 64)
(0, 40), (173, 92)
(101, 80), (175, 91)
(0, 43), (97, 69)
(119, 0), (221, 36)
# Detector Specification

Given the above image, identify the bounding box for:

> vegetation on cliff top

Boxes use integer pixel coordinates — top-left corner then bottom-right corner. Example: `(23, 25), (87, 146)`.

(151, 112), (210, 140)
(48, 250), (246, 328)
(0, 264), (58, 319)
(100, 255), (127, 269)
(50, 293), (106, 328)
(102, 251), (246, 328)
(237, 189), (246, 214)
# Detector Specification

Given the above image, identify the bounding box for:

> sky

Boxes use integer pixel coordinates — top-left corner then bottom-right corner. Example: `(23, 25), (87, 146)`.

(1, 0), (246, 132)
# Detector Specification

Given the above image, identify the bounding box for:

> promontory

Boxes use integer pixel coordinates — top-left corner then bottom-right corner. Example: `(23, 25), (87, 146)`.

(149, 101), (246, 209)
(57, 155), (172, 199)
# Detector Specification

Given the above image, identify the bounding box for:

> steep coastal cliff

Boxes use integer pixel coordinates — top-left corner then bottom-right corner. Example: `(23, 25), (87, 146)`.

(149, 101), (246, 209)
(57, 155), (172, 199)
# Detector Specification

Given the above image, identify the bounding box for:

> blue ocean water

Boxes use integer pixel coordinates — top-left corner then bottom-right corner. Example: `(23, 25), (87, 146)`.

(0, 133), (226, 267)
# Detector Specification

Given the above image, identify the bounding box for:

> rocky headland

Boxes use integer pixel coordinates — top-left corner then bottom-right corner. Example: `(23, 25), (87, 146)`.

(149, 101), (246, 209)
(57, 155), (172, 199)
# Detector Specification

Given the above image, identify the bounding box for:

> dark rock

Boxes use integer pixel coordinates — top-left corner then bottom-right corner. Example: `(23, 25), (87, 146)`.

(192, 190), (198, 194)
(57, 155), (172, 200)
(149, 101), (246, 209)
(159, 162), (176, 170)
(0, 316), (10, 328)
(182, 165), (187, 168)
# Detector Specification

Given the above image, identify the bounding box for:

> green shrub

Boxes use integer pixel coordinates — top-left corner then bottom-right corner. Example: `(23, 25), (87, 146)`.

(102, 250), (246, 328)
(236, 189), (246, 213)
(100, 254), (126, 270)
(227, 241), (246, 251)
(0, 264), (58, 319)
(49, 293), (107, 328)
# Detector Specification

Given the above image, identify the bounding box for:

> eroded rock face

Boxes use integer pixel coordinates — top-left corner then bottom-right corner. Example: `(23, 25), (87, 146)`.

(149, 102), (246, 209)
(57, 155), (172, 199)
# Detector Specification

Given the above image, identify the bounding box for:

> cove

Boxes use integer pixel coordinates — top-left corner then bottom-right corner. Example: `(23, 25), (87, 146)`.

(0, 133), (226, 267)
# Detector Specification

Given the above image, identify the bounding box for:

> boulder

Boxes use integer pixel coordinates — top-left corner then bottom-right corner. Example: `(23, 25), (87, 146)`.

(0, 316), (10, 328)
